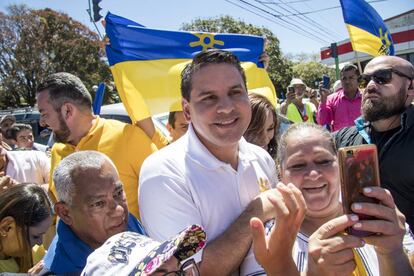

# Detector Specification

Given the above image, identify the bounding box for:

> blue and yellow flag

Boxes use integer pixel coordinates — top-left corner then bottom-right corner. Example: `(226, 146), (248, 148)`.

(340, 0), (394, 57)
(105, 12), (276, 122)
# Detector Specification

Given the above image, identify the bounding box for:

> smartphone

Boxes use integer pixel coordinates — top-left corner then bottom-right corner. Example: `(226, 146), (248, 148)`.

(338, 144), (380, 237)
(322, 75), (330, 89)
(288, 86), (294, 93)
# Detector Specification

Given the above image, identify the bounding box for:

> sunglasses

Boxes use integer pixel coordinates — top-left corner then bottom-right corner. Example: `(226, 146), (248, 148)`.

(359, 68), (413, 88)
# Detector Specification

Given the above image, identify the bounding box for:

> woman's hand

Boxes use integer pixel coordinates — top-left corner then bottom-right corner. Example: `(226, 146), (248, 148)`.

(307, 214), (364, 276)
(250, 183), (306, 276)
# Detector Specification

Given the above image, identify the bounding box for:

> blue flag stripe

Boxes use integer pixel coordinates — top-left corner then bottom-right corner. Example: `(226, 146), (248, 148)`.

(105, 12), (264, 66)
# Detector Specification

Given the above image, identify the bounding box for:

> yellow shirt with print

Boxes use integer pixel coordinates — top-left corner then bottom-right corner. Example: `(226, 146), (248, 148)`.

(49, 116), (158, 218)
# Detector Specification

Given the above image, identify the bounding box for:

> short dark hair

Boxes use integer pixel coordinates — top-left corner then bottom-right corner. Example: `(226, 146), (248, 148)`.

(6, 123), (32, 140)
(168, 111), (177, 129)
(36, 72), (92, 111)
(341, 64), (359, 77)
(181, 49), (246, 101)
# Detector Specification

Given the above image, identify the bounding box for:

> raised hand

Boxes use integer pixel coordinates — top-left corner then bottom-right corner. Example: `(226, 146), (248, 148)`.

(250, 183), (306, 276)
(350, 187), (406, 254)
(307, 214), (364, 276)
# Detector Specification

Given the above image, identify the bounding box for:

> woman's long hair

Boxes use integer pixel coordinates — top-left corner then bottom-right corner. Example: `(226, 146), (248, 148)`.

(0, 183), (53, 272)
(244, 93), (278, 159)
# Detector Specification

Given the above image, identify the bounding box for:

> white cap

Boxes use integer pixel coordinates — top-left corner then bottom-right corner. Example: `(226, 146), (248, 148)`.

(81, 225), (205, 276)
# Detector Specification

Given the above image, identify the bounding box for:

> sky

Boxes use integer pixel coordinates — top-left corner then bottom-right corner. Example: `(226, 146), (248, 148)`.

(0, 0), (413, 57)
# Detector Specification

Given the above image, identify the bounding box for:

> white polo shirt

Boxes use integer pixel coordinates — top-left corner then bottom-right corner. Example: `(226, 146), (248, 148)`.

(6, 150), (50, 184)
(139, 124), (277, 265)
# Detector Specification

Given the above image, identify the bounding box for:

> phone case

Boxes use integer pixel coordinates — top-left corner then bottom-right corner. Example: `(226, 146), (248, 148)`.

(338, 145), (380, 237)
(322, 75), (330, 89)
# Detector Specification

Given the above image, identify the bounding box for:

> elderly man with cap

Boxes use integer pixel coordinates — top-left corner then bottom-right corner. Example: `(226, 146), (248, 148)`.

(335, 56), (414, 231)
(280, 78), (317, 123)
(42, 150), (146, 275)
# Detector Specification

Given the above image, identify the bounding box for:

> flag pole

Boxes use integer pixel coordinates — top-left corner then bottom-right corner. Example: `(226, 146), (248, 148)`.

(354, 51), (363, 74)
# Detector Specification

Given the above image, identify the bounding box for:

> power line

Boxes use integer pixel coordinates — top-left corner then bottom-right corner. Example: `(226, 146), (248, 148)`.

(279, 0), (388, 17)
(257, 0), (340, 42)
(235, 0), (331, 43)
(257, 0), (312, 4)
(224, 0), (323, 43)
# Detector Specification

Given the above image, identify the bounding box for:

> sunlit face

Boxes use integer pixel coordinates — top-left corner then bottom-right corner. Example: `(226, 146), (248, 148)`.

(37, 91), (71, 143)
(16, 129), (34, 149)
(362, 63), (410, 122)
(29, 216), (52, 247)
(65, 160), (129, 249)
(0, 219), (24, 258)
(182, 63), (251, 153)
(0, 119), (14, 135)
(281, 128), (340, 219)
(340, 69), (359, 94)
(246, 109), (275, 150)
(294, 84), (306, 99)
(168, 111), (189, 142)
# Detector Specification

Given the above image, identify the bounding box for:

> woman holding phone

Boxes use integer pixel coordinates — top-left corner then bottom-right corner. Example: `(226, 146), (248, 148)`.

(245, 123), (414, 276)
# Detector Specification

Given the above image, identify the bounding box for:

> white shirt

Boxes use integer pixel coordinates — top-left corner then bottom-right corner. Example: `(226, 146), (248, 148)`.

(241, 220), (414, 276)
(139, 124), (277, 266)
(6, 150), (50, 184)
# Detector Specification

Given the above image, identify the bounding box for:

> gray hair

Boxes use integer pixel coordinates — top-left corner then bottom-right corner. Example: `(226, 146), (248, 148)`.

(277, 123), (337, 168)
(53, 150), (114, 205)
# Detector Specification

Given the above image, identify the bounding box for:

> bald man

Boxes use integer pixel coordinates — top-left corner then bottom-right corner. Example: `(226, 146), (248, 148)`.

(335, 56), (414, 230)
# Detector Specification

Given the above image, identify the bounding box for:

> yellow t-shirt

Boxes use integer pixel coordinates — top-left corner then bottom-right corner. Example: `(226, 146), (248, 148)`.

(49, 116), (158, 218)
(0, 258), (19, 273)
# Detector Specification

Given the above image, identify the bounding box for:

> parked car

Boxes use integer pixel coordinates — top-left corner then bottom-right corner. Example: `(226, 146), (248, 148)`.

(99, 103), (170, 137)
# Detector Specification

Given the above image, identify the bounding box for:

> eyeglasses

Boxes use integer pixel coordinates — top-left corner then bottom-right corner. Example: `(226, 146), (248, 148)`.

(162, 259), (199, 276)
(359, 68), (413, 88)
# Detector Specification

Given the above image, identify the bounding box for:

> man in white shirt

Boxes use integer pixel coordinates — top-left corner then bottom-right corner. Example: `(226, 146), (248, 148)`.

(139, 49), (301, 275)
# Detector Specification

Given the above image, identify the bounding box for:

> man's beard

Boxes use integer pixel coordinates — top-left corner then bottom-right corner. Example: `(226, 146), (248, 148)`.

(53, 112), (71, 143)
(362, 86), (407, 122)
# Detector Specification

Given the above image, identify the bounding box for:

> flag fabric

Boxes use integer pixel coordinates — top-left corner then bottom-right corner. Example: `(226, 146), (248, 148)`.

(105, 12), (276, 122)
(92, 82), (106, 115)
(340, 0), (394, 57)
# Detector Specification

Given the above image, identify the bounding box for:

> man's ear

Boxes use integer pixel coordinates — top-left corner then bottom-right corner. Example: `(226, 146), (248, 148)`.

(54, 202), (73, 226)
(61, 102), (75, 121)
(0, 216), (16, 237)
(182, 98), (191, 122)
(407, 79), (414, 94)
(166, 123), (173, 133)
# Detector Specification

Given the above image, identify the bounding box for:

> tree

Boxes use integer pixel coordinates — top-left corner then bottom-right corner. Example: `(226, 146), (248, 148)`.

(291, 61), (336, 89)
(181, 16), (293, 99)
(0, 5), (114, 109)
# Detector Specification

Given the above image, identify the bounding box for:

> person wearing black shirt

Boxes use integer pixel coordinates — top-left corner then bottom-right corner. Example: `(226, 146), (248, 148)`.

(335, 55), (414, 230)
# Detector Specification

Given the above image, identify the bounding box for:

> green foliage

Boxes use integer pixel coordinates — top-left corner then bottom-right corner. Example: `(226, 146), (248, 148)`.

(291, 61), (336, 89)
(181, 15), (293, 98)
(0, 5), (115, 109)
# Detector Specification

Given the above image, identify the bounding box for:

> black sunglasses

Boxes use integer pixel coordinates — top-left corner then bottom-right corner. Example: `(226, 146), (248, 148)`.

(359, 68), (413, 88)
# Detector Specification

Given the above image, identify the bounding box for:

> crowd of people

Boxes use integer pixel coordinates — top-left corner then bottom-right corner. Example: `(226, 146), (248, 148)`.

(0, 49), (413, 276)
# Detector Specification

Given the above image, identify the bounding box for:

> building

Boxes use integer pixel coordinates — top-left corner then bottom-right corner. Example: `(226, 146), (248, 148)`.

(320, 9), (414, 68)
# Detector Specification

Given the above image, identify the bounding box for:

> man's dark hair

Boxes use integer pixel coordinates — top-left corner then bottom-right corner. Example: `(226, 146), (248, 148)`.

(341, 64), (359, 76)
(36, 72), (92, 111)
(181, 49), (247, 101)
(6, 123), (32, 140)
(168, 111), (177, 129)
